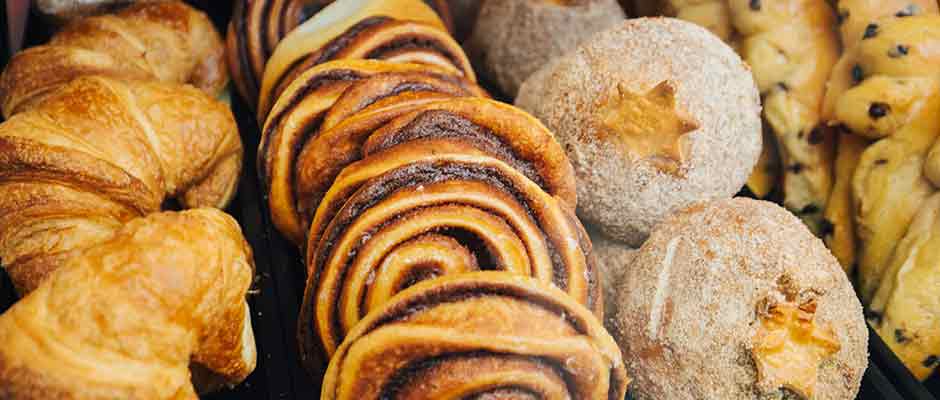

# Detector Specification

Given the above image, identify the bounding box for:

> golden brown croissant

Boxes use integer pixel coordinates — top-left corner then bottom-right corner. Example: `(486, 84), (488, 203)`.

(0, 208), (256, 399)
(225, 0), (454, 109)
(259, 59), (485, 244)
(0, 1), (227, 118)
(321, 271), (628, 400)
(0, 76), (243, 294)
(256, 0), (474, 120)
(641, 0), (840, 234)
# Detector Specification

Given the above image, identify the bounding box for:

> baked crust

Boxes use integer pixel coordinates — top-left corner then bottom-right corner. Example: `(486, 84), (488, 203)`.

(516, 18), (761, 246)
(616, 198), (867, 400)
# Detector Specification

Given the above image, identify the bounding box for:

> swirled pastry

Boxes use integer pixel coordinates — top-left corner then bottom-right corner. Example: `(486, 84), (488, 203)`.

(297, 98), (596, 377)
(225, 0), (453, 109)
(256, 0), (473, 119)
(321, 271), (628, 400)
(258, 60), (484, 244)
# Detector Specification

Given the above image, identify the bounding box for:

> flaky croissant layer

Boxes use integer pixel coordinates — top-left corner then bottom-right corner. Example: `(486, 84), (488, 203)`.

(0, 0), (228, 118)
(0, 209), (257, 400)
(0, 76), (243, 294)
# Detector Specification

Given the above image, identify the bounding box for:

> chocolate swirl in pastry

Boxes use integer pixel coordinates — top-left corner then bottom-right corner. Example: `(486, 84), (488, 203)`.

(256, 0), (473, 119)
(296, 97), (576, 231)
(225, 0), (454, 109)
(0, 76), (243, 294)
(0, 209), (256, 399)
(259, 60), (484, 244)
(298, 140), (596, 373)
(320, 271), (628, 400)
(0, 1), (227, 118)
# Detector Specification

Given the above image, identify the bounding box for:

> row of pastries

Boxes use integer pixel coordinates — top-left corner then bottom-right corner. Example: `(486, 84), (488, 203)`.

(1, 0), (938, 399)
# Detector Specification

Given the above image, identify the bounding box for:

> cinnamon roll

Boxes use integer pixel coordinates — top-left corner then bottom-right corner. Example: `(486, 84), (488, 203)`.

(256, 0), (473, 119)
(320, 271), (628, 400)
(225, 0), (454, 109)
(298, 138), (597, 376)
(258, 60), (484, 244)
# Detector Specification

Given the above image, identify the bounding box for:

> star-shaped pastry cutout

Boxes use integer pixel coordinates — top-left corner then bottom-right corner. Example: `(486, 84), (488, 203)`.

(752, 299), (841, 399)
(595, 80), (699, 176)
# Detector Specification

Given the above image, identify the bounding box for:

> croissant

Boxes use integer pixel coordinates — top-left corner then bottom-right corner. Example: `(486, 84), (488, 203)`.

(225, 0), (454, 109)
(0, 1), (227, 118)
(321, 271), (628, 400)
(259, 59), (485, 244)
(639, 0), (840, 235)
(0, 76), (243, 294)
(256, 0), (474, 120)
(0, 208), (256, 399)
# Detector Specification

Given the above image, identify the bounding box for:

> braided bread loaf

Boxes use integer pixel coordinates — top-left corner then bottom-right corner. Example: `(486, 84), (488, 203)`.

(637, 0), (840, 235)
(321, 272), (628, 400)
(0, 0), (227, 118)
(822, 0), (938, 272)
(821, 0), (940, 378)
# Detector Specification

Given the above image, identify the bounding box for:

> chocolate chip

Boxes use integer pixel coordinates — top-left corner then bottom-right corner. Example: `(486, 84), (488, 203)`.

(865, 309), (883, 324)
(837, 9), (849, 25)
(852, 65), (864, 84)
(808, 127), (825, 144)
(749, 0), (761, 11)
(869, 103), (890, 119)
(924, 355), (939, 368)
(863, 24), (879, 39)
(875, 159), (889, 166)
(895, 329), (910, 344)
(787, 163), (804, 174)
(820, 219), (835, 237)
(800, 204), (820, 214)
(888, 45), (910, 58)
(896, 4), (920, 17)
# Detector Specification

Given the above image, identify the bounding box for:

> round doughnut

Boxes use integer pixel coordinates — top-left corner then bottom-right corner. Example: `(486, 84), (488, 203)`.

(615, 198), (868, 400)
(516, 17), (762, 246)
(466, 0), (625, 97)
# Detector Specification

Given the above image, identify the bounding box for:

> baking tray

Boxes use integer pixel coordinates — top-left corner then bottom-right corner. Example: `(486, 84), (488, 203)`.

(0, 1), (936, 399)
